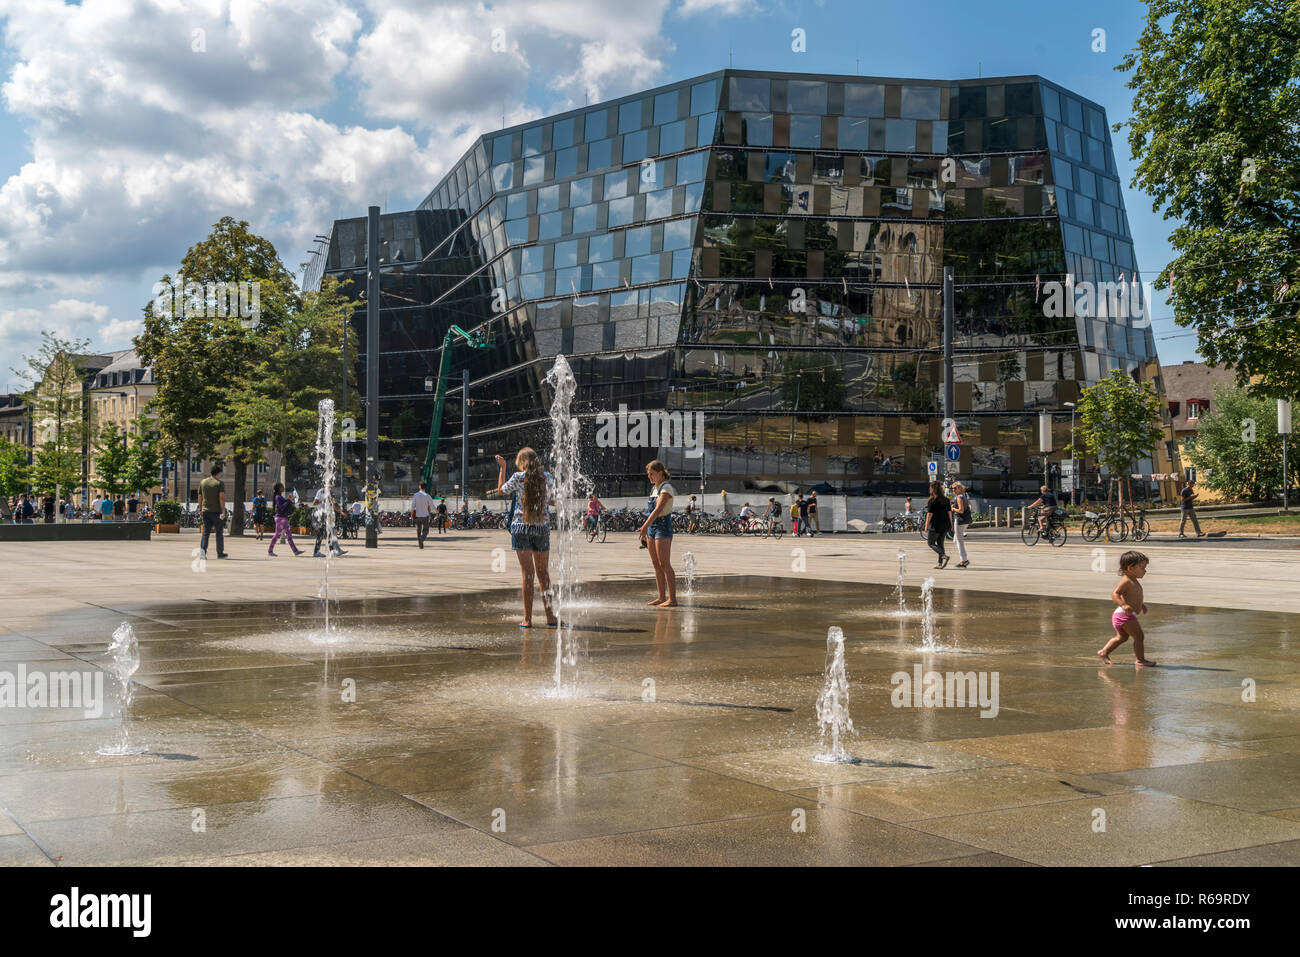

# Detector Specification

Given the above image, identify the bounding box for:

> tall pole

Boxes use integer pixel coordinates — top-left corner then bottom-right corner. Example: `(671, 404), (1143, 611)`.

(942, 266), (954, 423)
(365, 205), (380, 548)
(461, 367), (469, 511)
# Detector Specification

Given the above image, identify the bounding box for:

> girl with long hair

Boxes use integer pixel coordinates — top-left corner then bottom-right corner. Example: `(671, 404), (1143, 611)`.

(490, 447), (557, 628)
(636, 460), (677, 607)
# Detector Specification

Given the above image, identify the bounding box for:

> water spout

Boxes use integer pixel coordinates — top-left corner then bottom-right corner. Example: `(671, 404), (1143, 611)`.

(682, 552), (697, 597)
(920, 577), (938, 651)
(97, 622), (147, 755)
(813, 626), (859, 764)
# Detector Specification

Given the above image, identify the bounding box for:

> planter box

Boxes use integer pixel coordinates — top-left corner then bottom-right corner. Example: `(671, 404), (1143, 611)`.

(156, 524), (179, 533)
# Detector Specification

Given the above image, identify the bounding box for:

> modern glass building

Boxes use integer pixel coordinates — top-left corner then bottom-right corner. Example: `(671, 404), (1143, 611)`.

(307, 69), (1168, 498)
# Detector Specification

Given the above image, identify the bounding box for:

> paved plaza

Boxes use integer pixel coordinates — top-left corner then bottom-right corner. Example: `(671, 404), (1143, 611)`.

(2, 529), (1299, 866)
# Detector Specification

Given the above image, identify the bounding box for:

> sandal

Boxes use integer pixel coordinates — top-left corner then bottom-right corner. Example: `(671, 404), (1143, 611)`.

(957, 560), (969, 568)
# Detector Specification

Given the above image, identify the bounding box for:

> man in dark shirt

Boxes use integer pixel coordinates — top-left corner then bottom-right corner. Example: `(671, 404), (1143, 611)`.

(127, 495), (139, 521)
(1028, 485), (1059, 532)
(199, 464), (229, 558)
(41, 492), (55, 523)
(797, 494), (813, 537)
(1179, 479), (1204, 538)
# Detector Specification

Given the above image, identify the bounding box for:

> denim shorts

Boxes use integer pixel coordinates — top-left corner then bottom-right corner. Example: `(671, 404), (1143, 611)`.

(510, 523), (550, 552)
(646, 515), (673, 540)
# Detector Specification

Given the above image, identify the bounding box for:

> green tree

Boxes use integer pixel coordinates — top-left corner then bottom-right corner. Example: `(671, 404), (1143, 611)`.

(31, 442), (81, 497)
(1071, 369), (1166, 506)
(1183, 385), (1290, 500)
(124, 416), (164, 497)
(137, 217), (298, 534)
(780, 353), (846, 416)
(11, 331), (92, 499)
(94, 422), (132, 496)
(0, 436), (28, 499)
(1118, 0), (1300, 397)
(216, 276), (358, 491)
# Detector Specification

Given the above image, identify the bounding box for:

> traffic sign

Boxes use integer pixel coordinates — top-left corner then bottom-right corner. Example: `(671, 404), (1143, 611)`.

(945, 459), (959, 474)
(927, 461), (939, 477)
(943, 422), (962, 444)
(945, 444), (961, 462)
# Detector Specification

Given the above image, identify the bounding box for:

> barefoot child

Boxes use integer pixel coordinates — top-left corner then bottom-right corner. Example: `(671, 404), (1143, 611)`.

(1098, 550), (1156, 667)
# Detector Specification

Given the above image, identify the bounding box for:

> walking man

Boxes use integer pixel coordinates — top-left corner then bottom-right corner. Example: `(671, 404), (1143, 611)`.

(312, 485), (347, 558)
(1179, 478), (1205, 538)
(808, 490), (821, 533)
(435, 498), (449, 534)
(199, 464), (229, 559)
(411, 481), (434, 548)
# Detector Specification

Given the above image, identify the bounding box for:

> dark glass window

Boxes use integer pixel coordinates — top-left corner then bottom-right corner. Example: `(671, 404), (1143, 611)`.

(664, 218), (694, 249)
(766, 153), (796, 182)
(524, 155), (545, 185)
(838, 116), (870, 149)
(698, 112), (719, 144)
(570, 176), (593, 206)
(1061, 127), (1082, 160)
(505, 219), (530, 245)
(654, 91), (679, 125)
(555, 147), (578, 179)
(844, 83), (884, 116)
(632, 254), (661, 284)
(885, 119), (916, 152)
(1075, 168), (1096, 199)
(588, 233), (614, 261)
(521, 245), (544, 273)
(538, 184), (561, 213)
(677, 151), (707, 182)
(492, 135), (513, 165)
(605, 170), (629, 200)
(787, 80), (828, 114)
(608, 196), (635, 227)
(729, 76), (770, 111)
(623, 128), (649, 163)
(539, 211), (563, 239)
(507, 191), (528, 218)
(900, 86), (940, 119)
(1006, 83), (1034, 116)
(592, 260), (620, 289)
(1041, 84), (1060, 121)
(645, 188), (673, 218)
(522, 126), (543, 156)
(554, 240), (578, 268)
(1065, 97), (1084, 130)
(587, 138), (613, 170)
(585, 110), (607, 142)
(553, 117), (575, 149)
(619, 100), (643, 134)
(660, 119), (686, 154)
(492, 162), (514, 191)
(572, 204), (597, 233)
(790, 115), (821, 148)
(625, 225), (652, 257)
(691, 79), (718, 116)
(741, 112), (774, 146)
(958, 86), (986, 119)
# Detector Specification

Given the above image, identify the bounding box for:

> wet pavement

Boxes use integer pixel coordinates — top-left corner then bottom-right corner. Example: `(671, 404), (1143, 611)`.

(2, 576), (1299, 866)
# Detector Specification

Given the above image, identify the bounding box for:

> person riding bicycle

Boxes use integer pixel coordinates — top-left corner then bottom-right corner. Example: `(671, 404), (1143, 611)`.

(585, 491), (604, 532)
(739, 502), (753, 527)
(1029, 485), (1062, 533)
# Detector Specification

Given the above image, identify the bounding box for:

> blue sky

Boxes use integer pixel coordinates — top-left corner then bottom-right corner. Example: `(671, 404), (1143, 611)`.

(0, 0), (1195, 392)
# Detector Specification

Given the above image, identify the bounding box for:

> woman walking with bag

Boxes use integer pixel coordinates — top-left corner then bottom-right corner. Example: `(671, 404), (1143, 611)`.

(950, 481), (972, 568)
(922, 481), (952, 569)
(268, 483), (304, 556)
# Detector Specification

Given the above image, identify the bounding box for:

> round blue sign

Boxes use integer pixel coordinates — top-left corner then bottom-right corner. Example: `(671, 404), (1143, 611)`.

(945, 444), (961, 461)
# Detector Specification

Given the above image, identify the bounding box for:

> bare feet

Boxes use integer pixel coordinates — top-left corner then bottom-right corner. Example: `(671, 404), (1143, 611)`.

(1097, 651), (1112, 664)
(520, 621), (533, 629)
(647, 598), (666, 606)
(660, 601), (678, 607)
(547, 618), (558, 627)
(1135, 658), (1158, 667)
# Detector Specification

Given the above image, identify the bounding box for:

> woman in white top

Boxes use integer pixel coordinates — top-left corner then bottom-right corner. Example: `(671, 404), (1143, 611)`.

(489, 447), (557, 628)
(950, 482), (972, 568)
(636, 459), (677, 607)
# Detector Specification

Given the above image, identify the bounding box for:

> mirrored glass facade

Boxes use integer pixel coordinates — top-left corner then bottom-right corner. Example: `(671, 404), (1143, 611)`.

(311, 71), (1163, 497)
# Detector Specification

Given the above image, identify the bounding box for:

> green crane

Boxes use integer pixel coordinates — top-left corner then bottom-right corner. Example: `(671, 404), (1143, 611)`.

(421, 324), (493, 490)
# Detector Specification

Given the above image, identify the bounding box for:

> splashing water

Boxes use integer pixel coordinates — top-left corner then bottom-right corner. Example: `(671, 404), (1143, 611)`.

(682, 551), (697, 597)
(97, 622), (147, 755)
(892, 549), (907, 614)
(543, 355), (590, 695)
(920, 577), (938, 651)
(314, 399), (338, 640)
(813, 626), (859, 764)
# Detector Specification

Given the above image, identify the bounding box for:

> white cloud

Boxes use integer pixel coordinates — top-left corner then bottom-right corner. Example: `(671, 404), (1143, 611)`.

(675, 0), (759, 15)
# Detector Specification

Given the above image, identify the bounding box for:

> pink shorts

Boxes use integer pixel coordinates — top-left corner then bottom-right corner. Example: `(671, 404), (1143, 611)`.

(1112, 608), (1137, 630)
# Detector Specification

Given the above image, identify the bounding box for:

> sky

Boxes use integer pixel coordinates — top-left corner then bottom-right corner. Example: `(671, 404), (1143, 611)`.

(0, 0), (1196, 392)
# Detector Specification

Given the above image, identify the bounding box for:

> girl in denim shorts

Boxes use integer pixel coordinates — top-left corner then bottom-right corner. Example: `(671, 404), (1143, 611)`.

(636, 459), (677, 607)
(490, 447), (557, 628)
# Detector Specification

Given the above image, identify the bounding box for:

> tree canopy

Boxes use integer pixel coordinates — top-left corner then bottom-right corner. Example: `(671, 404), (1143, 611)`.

(1118, 0), (1300, 397)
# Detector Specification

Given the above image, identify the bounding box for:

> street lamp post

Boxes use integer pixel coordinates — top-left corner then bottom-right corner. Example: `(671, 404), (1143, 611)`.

(1064, 401), (1076, 507)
